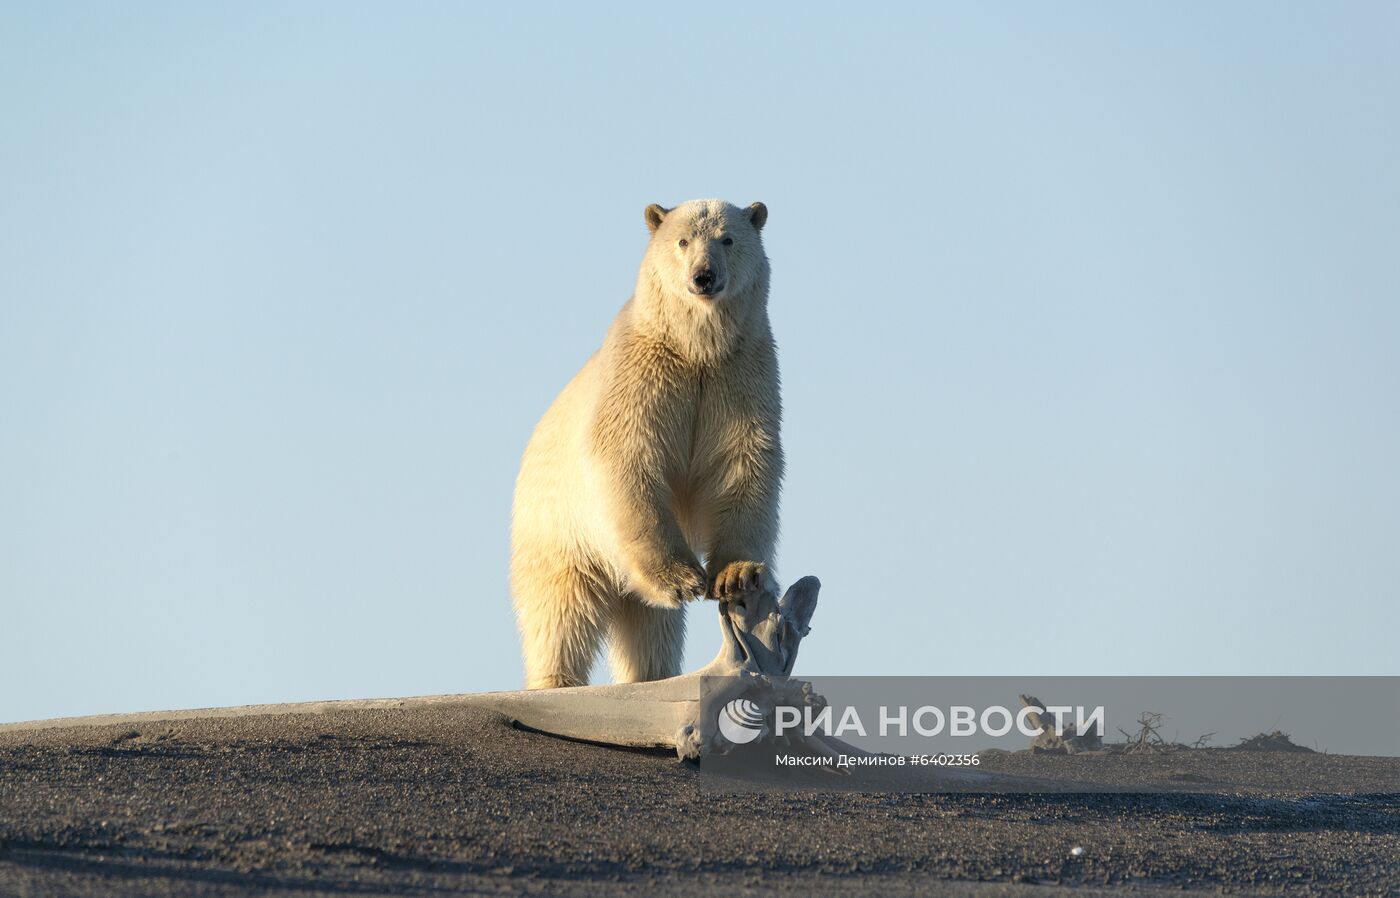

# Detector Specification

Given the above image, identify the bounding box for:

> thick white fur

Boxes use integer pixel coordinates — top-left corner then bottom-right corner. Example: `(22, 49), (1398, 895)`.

(511, 199), (783, 689)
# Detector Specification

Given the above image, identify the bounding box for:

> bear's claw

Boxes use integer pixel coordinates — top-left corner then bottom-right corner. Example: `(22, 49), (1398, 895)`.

(708, 560), (766, 599)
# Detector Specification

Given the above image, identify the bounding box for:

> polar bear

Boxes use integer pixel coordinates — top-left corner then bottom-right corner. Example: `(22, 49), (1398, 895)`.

(510, 199), (783, 689)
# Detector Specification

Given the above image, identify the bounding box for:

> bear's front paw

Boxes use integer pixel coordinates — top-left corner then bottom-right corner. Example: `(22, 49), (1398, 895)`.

(645, 556), (708, 608)
(708, 560), (766, 599)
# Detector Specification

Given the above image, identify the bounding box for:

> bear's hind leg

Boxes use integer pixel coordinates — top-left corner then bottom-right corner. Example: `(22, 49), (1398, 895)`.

(608, 597), (686, 683)
(515, 564), (611, 690)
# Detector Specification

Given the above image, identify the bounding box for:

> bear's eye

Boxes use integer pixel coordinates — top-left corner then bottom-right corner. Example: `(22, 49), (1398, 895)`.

(722, 236), (734, 246)
(678, 238), (688, 248)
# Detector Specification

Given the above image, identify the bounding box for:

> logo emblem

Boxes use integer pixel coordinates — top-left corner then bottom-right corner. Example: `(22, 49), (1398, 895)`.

(717, 698), (767, 745)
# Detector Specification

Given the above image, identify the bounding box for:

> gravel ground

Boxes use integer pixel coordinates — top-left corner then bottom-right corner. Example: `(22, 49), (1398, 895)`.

(1, 703), (1397, 897)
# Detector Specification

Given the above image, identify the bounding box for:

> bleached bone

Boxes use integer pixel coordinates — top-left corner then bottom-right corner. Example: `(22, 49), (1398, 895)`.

(474, 576), (824, 759)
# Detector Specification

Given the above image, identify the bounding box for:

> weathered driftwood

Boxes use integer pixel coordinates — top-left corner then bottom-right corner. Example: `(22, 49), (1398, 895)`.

(475, 577), (823, 760)
(1019, 693), (1104, 754)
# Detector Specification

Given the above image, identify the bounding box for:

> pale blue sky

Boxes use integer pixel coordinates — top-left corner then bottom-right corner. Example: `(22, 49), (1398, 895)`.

(2, 4), (1397, 723)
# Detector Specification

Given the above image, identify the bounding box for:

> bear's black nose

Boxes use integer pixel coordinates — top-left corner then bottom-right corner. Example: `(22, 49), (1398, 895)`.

(692, 269), (716, 292)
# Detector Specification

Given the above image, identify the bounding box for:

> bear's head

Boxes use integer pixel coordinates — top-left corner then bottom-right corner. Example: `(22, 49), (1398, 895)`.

(634, 199), (770, 360)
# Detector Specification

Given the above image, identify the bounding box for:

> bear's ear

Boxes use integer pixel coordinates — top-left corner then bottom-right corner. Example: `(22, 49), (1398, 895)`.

(644, 203), (670, 234)
(746, 202), (768, 231)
